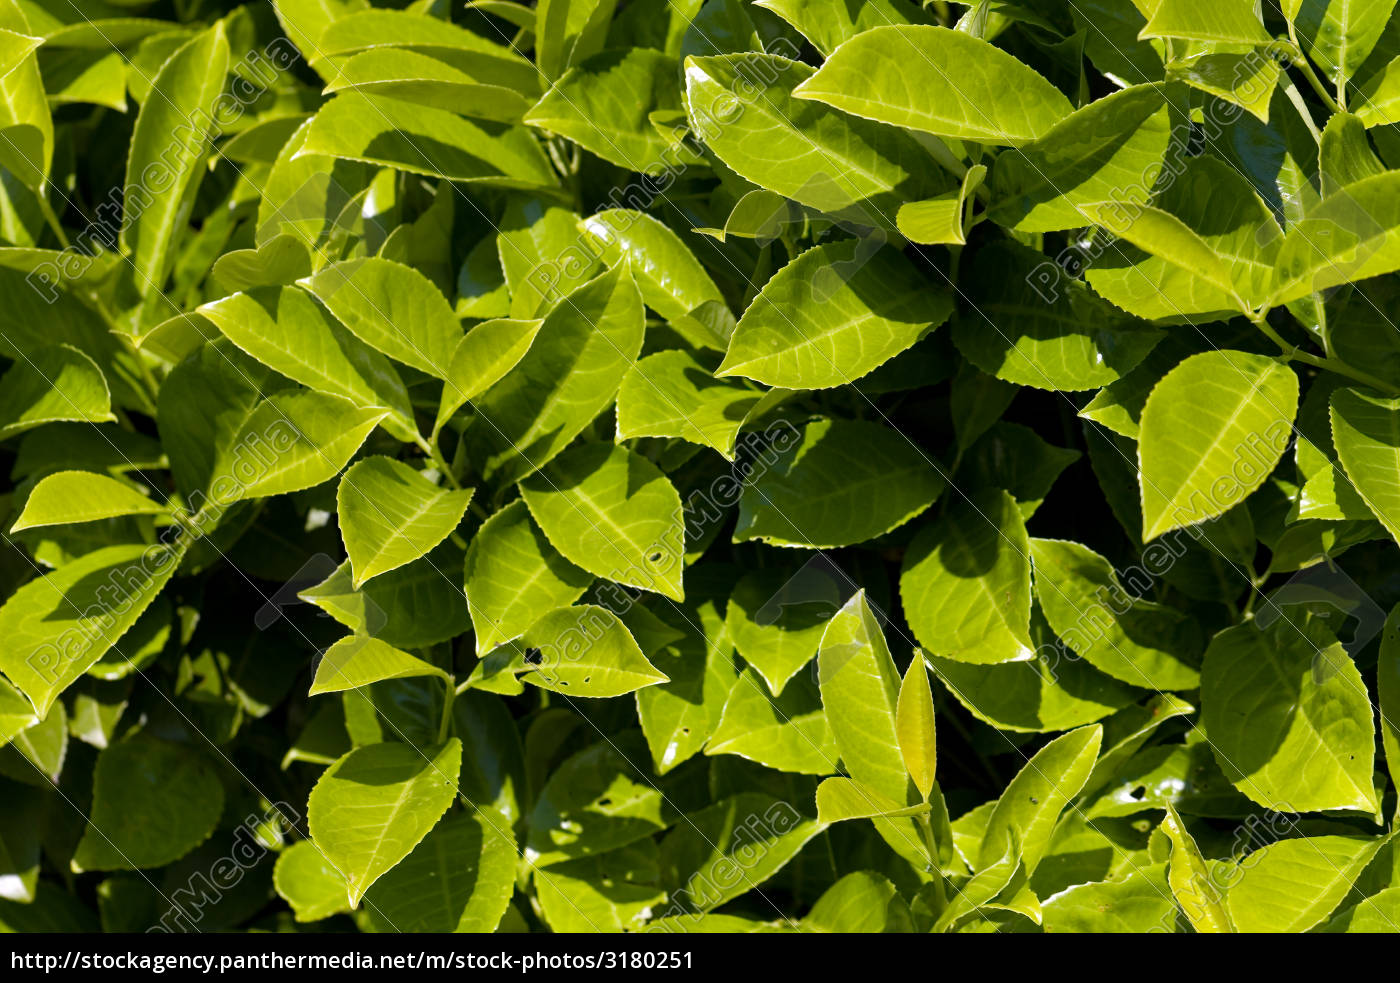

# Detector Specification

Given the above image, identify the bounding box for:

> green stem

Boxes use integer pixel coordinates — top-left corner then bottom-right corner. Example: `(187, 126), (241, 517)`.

(915, 812), (939, 873)
(82, 292), (161, 411)
(1277, 71), (1324, 142)
(1284, 30), (1341, 115)
(37, 192), (71, 250)
(1250, 309), (1397, 393)
(1248, 309), (1292, 353)
(915, 813), (949, 919)
(436, 672), (456, 744)
(421, 435), (462, 489)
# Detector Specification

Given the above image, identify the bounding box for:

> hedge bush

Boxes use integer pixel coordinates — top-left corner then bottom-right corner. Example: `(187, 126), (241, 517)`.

(1, 0), (1399, 935)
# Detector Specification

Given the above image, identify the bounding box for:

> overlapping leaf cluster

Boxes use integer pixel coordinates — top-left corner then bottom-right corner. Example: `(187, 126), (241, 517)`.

(4, 0), (1400, 934)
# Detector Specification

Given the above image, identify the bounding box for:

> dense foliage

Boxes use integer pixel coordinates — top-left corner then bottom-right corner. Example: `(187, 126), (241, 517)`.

(3, 0), (1400, 935)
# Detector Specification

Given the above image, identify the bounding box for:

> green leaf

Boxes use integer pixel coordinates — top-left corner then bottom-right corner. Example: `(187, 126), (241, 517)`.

(963, 422), (1081, 518)
(803, 871), (907, 932)
(990, 84), (1177, 233)
(1030, 538), (1202, 691)
(0, 882), (95, 932)
(1138, 350), (1299, 541)
(0, 698), (65, 785)
(735, 418), (943, 548)
(950, 364), (1016, 456)
(1041, 864), (1175, 932)
(896, 659), (937, 801)
(209, 234), (314, 294)
(818, 592), (909, 802)
(724, 566), (841, 696)
(1201, 619), (1379, 814)
(301, 92), (557, 190)
(683, 51), (947, 228)
(210, 391), (387, 506)
(1086, 738), (1253, 820)
(498, 198), (600, 319)
(313, 8), (537, 91)
(696, 188), (795, 243)
(1081, 694), (1198, 799)
(794, 25), (1073, 146)
(1274, 173), (1400, 303)
(518, 605), (669, 697)
(301, 548), (470, 651)
(526, 734), (669, 866)
(1286, 0), (1399, 88)
(535, 841), (665, 931)
(1322, 887), (1400, 932)
(464, 500), (592, 655)
(1162, 803), (1234, 932)
(1227, 835), (1385, 932)
(468, 264), (644, 484)
(72, 736), (223, 872)
(0, 26), (39, 78)
(637, 592), (737, 774)
(617, 351), (770, 459)
(300, 257), (463, 380)
(0, 678), (37, 748)
(198, 287), (415, 440)
(307, 738), (462, 907)
(1381, 604), (1400, 804)
(0, 544), (181, 716)
(11, 471), (166, 532)
(1332, 386), (1400, 545)
(309, 635), (448, 696)
(814, 777), (921, 823)
(521, 442), (684, 601)
(1085, 156), (1283, 318)
(534, 0), (617, 81)
(162, 343), (293, 503)
(1357, 55), (1400, 126)
(323, 48), (533, 123)
(578, 209), (731, 349)
(926, 641), (1140, 734)
(273, 840), (351, 924)
(977, 724), (1102, 873)
(337, 457), (473, 587)
(254, 116), (374, 251)
(525, 48), (683, 174)
(707, 667), (837, 774)
(718, 242), (952, 390)
(953, 241), (1162, 392)
(1320, 112), (1387, 195)
(0, 345), (114, 439)
(122, 25), (229, 300)
(661, 793), (825, 911)
(0, 25), (51, 190)
(1141, 0), (1271, 45)
(362, 809), (516, 932)
(1072, 0), (1163, 84)
(757, 0), (924, 57)
(434, 318), (542, 439)
(900, 489), (1033, 666)
(1079, 336), (1197, 439)
(895, 164), (986, 245)
(934, 838), (1038, 932)
(274, 0), (367, 70)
